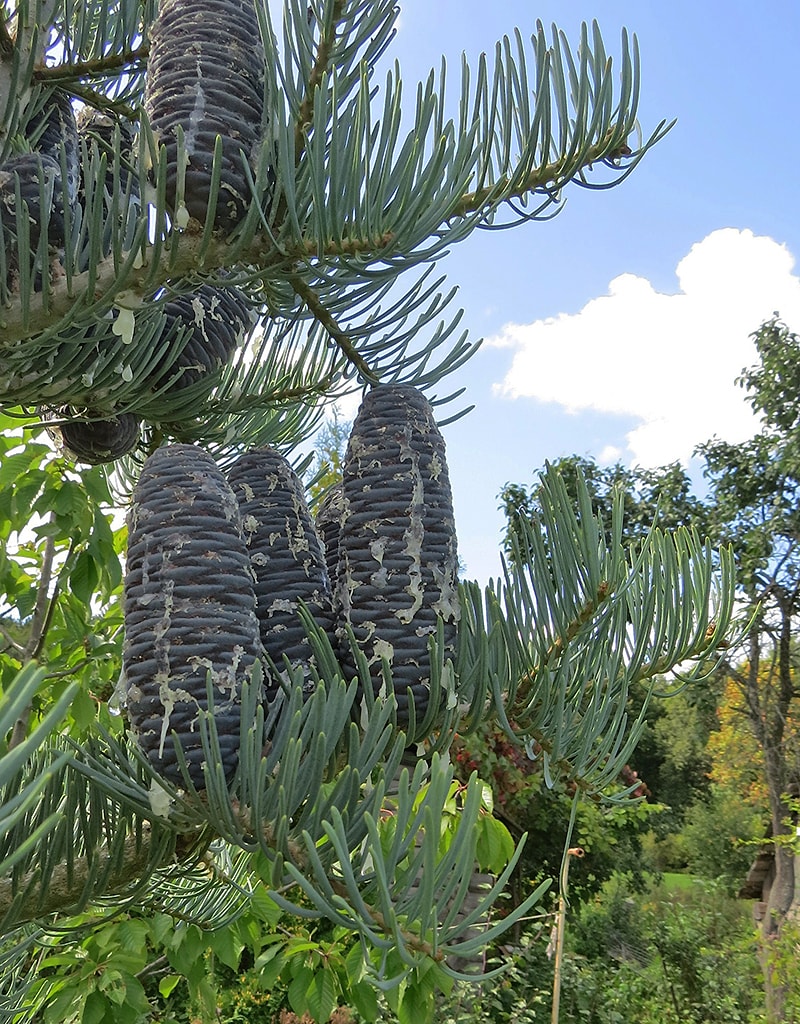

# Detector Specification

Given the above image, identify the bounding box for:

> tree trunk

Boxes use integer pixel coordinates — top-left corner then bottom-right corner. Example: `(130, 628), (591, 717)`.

(759, 765), (796, 1022)
(736, 591), (799, 1023)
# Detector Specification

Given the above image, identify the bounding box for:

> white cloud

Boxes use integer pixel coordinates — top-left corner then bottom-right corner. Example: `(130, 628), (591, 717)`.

(489, 229), (800, 466)
(598, 444), (624, 465)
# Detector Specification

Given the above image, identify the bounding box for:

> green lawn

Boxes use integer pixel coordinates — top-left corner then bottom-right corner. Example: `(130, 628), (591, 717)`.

(661, 871), (698, 891)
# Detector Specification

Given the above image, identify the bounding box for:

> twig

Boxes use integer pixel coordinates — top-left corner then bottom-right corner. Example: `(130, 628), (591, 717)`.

(27, 534), (75, 662)
(34, 44), (148, 82)
(136, 954), (170, 981)
(0, 831), (153, 926)
(40, 657), (92, 680)
(204, 373), (338, 414)
(294, 2), (344, 162)
(306, 231), (397, 259)
(23, 533), (57, 660)
(0, 620), (26, 656)
(451, 129), (639, 220)
(8, 532), (75, 750)
(35, 53), (142, 120)
(514, 583), (610, 705)
(0, 817), (211, 929)
(522, 730), (604, 799)
(59, 81), (138, 122)
(290, 273), (378, 383)
(329, 877), (444, 961)
(266, 2), (345, 235)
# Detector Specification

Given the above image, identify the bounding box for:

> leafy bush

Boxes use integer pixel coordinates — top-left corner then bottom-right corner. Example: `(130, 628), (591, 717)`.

(565, 876), (767, 1024)
(434, 932), (553, 1024)
(434, 873), (768, 1024)
(680, 786), (765, 890)
(452, 724), (656, 903)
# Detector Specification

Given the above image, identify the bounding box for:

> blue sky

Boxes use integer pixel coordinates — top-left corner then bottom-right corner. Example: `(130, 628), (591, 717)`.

(359, 1), (800, 584)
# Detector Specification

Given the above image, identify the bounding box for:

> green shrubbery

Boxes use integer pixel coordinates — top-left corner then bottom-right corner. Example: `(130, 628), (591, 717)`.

(429, 875), (768, 1024)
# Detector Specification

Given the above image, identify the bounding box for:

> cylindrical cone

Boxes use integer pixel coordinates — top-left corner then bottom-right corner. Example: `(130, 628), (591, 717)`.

(337, 384), (460, 733)
(144, 0), (267, 233)
(227, 447), (335, 704)
(123, 444), (262, 788)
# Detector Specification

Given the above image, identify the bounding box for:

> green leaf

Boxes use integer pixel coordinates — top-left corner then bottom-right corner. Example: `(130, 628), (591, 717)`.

(250, 886), (283, 927)
(82, 468), (114, 505)
(0, 488), (12, 533)
(70, 688), (97, 733)
(306, 969), (338, 1024)
(157, 973), (181, 999)
(209, 925), (245, 971)
(42, 983), (84, 1024)
(81, 991), (108, 1024)
(285, 938), (321, 958)
(349, 980), (380, 1022)
(98, 969), (127, 1005)
(14, 581), (38, 619)
(344, 941), (366, 986)
(194, 978), (218, 1020)
(52, 480), (89, 520)
(0, 452), (41, 490)
(114, 918), (150, 956)
(399, 982), (434, 1024)
(69, 550), (100, 607)
(117, 975), (151, 1016)
(166, 925), (208, 979)
(475, 814), (516, 873)
(13, 478), (47, 523)
(149, 913), (176, 946)
(255, 945), (286, 992)
(287, 966), (314, 1018)
(88, 510), (123, 592)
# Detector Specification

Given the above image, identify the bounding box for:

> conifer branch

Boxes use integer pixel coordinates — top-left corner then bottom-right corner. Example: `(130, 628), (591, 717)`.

(290, 273), (379, 382)
(0, 831), (155, 926)
(294, 1), (345, 160)
(33, 44), (149, 83)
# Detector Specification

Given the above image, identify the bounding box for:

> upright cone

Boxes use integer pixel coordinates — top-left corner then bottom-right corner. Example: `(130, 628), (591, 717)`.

(227, 448), (335, 704)
(123, 444), (262, 788)
(145, 0), (267, 233)
(336, 384), (460, 734)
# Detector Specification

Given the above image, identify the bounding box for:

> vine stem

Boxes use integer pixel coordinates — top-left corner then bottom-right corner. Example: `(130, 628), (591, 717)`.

(8, 526), (74, 751)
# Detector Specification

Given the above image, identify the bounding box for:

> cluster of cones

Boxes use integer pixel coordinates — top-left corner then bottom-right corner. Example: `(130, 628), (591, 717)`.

(123, 384), (460, 788)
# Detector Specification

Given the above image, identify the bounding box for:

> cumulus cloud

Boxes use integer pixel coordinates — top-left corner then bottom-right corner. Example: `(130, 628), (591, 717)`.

(489, 229), (800, 466)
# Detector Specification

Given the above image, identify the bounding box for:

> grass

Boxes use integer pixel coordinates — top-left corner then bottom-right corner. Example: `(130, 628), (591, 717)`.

(661, 871), (698, 891)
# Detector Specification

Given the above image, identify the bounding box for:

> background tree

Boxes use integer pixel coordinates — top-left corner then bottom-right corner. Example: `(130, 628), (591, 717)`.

(502, 456), (713, 555)
(306, 408), (351, 502)
(679, 673), (768, 889)
(500, 314), (800, 1022)
(696, 316), (800, 1020)
(0, 2), (737, 1022)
